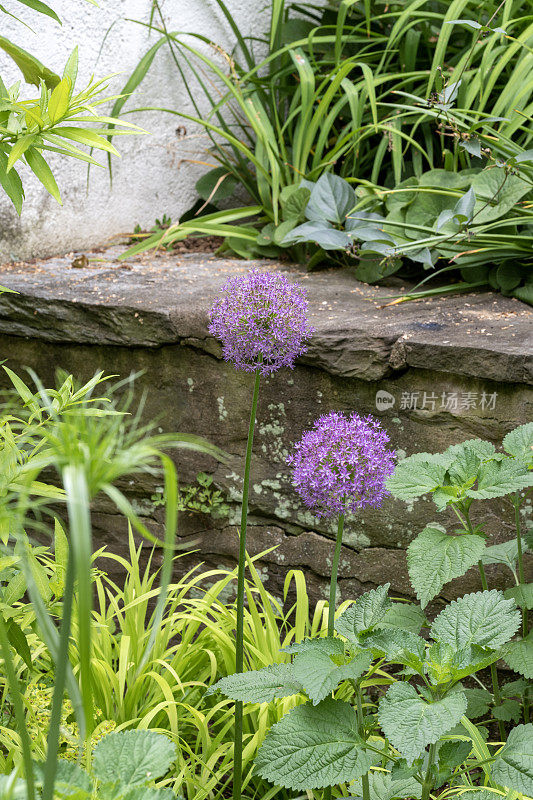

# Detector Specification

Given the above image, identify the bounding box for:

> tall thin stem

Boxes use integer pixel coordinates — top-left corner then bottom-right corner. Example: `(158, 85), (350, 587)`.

(42, 548), (75, 800)
(328, 514), (345, 637)
(356, 686), (370, 800)
(421, 742), (437, 800)
(233, 367), (261, 800)
(324, 514), (345, 800)
(513, 493), (529, 722)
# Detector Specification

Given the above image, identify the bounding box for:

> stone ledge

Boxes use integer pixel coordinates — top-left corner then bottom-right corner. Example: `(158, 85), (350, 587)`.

(0, 246), (531, 384)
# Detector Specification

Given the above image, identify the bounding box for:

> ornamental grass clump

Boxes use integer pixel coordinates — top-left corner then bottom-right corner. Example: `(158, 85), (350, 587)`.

(208, 269), (312, 800)
(287, 411), (395, 800)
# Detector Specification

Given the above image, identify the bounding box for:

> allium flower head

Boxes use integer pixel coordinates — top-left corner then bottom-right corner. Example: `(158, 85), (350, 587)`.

(208, 270), (312, 376)
(288, 411), (395, 518)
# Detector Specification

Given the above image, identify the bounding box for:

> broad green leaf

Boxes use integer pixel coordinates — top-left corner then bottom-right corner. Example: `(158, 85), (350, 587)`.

(283, 637), (345, 657)
(362, 629), (426, 668)
(254, 698), (375, 790)
(378, 682), (467, 764)
(196, 166), (237, 203)
(505, 583), (533, 610)
(386, 457), (447, 500)
(464, 688), (492, 719)
(0, 36), (59, 88)
(25, 147), (61, 203)
(305, 173), (355, 224)
(335, 584), (392, 642)
(504, 633), (533, 679)
(503, 422), (533, 466)
(54, 760), (92, 796)
(293, 650), (372, 705)
(430, 590), (520, 650)
(467, 458), (533, 499)
(209, 663), (302, 703)
(122, 789), (176, 800)
(481, 539), (526, 571)
(350, 769), (422, 800)
(407, 525), (485, 608)
(472, 168), (531, 224)
(283, 220), (351, 250)
(493, 699), (521, 723)
(280, 184), (311, 222)
(491, 723), (533, 795)
(378, 602), (426, 634)
(92, 730), (176, 786)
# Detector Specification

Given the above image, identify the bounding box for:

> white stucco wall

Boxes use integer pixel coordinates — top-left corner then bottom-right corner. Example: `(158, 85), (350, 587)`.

(0, 0), (270, 261)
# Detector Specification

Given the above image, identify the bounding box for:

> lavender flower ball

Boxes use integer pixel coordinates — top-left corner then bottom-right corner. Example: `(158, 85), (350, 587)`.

(208, 270), (312, 376)
(288, 412), (396, 518)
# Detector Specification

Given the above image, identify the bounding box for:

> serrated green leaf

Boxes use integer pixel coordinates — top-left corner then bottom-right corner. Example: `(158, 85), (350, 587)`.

(54, 760), (92, 795)
(407, 526), (485, 608)
(210, 662), (302, 703)
(438, 739), (472, 768)
(362, 629), (427, 672)
(386, 457), (447, 500)
(482, 538), (527, 570)
(335, 584), (392, 642)
(378, 603), (426, 634)
(493, 699), (521, 722)
(293, 650), (372, 705)
(467, 459), (533, 500)
(503, 423), (533, 467)
(464, 688), (492, 719)
(505, 583), (533, 610)
(378, 682), (467, 764)
(350, 769), (422, 800)
(122, 789), (176, 800)
(92, 730), (176, 787)
(255, 698), (375, 790)
(504, 633), (533, 679)
(283, 636), (345, 656)
(491, 723), (533, 795)
(430, 590), (521, 650)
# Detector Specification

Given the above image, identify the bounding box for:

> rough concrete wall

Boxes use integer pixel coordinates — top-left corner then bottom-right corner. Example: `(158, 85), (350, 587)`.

(0, 0), (269, 261)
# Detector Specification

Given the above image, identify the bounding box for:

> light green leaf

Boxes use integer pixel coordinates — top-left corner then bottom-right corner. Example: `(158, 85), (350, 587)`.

(378, 603), (426, 634)
(293, 650), (372, 705)
(283, 637), (345, 657)
(54, 517), (69, 572)
(350, 769), (422, 800)
(504, 633), (533, 679)
(481, 539), (526, 571)
(378, 682), (467, 764)
(503, 422), (533, 467)
(335, 584), (392, 642)
(305, 172), (355, 224)
(92, 730), (176, 787)
(430, 590), (521, 650)
(491, 723), (533, 795)
(505, 583), (533, 610)
(25, 147), (61, 203)
(467, 458), (533, 500)
(255, 698), (375, 790)
(0, 35), (59, 88)
(386, 457), (447, 500)
(48, 77), (71, 123)
(0, 150), (24, 213)
(407, 525), (485, 608)
(7, 133), (36, 171)
(209, 663), (302, 704)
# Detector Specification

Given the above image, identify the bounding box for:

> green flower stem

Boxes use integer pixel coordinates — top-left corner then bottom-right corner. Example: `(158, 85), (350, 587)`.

(233, 366), (261, 800)
(355, 687), (370, 800)
(324, 514), (345, 800)
(0, 612), (35, 800)
(421, 742), (437, 800)
(42, 548), (75, 800)
(513, 493), (529, 722)
(328, 514), (345, 637)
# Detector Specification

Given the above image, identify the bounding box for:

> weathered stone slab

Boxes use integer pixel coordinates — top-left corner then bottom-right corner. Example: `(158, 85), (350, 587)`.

(0, 247), (531, 606)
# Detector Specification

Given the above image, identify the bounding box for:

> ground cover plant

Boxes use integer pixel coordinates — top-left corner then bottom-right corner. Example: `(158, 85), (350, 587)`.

(1, 269), (532, 800)
(114, 0), (532, 302)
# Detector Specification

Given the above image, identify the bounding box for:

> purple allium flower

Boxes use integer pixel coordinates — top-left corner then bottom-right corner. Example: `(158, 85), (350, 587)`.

(287, 412), (396, 518)
(208, 270), (312, 376)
